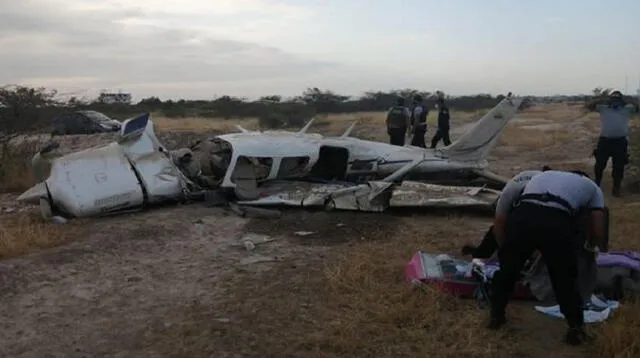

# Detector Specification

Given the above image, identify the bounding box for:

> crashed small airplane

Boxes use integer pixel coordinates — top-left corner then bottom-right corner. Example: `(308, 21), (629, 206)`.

(17, 94), (523, 219)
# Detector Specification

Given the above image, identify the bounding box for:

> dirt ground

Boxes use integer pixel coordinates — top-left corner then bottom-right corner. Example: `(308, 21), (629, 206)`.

(1, 103), (639, 358)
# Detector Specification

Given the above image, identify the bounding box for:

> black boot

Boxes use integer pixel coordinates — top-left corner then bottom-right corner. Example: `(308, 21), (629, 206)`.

(461, 245), (476, 256)
(612, 185), (621, 197)
(565, 327), (593, 346)
(486, 314), (507, 330)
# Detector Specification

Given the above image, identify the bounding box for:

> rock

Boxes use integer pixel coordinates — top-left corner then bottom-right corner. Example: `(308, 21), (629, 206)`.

(240, 233), (274, 245)
(239, 255), (278, 265)
(294, 231), (316, 237)
(243, 240), (256, 251)
(51, 216), (68, 224)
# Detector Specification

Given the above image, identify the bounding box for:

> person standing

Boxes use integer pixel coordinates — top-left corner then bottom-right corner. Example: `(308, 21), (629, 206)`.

(587, 90), (638, 197)
(386, 97), (411, 146)
(488, 170), (606, 346)
(430, 97), (452, 148)
(410, 94), (428, 147)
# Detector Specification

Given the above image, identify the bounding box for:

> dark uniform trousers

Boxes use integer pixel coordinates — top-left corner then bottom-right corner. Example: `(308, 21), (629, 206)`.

(467, 206), (609, 259)
(389, 127), (407, 146)
(490, 203), (584, 329)
(411, 125), (427, 148)
(430, 127), (451, 148)
(594, 136), (629, 188)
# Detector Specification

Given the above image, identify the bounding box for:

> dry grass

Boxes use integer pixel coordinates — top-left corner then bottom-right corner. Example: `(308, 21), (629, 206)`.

(200, 199), (640, 358)
(2, 104), (639, 357)
(499, 125), (576, 149)
(151, 109), (485, 136)
(594, 298), (640, 358)
(152, 115), (259, 133)
(0, 141), (39, 193)
(0, 212), (78, 260)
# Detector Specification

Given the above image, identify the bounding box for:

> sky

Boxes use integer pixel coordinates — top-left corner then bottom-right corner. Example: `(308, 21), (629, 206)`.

(1, 0), (640, 100)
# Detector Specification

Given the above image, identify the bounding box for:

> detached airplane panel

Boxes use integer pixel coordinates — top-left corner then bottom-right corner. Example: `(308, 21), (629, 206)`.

(389, 181), (500, 208)
(119, 114), (188, 203)
(46, 142), (145, 217)
(237, 181), (352, 207)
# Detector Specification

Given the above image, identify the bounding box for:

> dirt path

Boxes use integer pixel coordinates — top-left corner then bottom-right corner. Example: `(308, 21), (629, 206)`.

(0, 105), (631, 357)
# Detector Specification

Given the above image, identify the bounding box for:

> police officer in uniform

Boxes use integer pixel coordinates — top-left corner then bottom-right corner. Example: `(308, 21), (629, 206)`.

(410, 94), (428, 147)
(430, 97), (452, 148)
(385, 97), (411, 146)
(488, 170), (606, 346)
(587, 90), (638, 196)
(462, 166), (551, 258)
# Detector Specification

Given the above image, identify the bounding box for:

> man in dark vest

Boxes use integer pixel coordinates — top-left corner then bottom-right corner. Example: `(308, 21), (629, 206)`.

(386, 97), (411, 146)
(430, 97), (452, 148)
(409, 94), (428, 147)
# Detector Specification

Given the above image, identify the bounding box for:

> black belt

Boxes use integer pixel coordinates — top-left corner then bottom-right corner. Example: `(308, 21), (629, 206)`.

(513, 192), (578, 217)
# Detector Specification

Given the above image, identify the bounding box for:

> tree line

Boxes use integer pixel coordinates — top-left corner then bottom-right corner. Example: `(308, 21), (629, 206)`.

(1, 84), (636, 141)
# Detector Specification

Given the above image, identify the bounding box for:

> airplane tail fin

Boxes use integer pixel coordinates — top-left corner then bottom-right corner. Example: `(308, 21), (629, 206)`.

(441, 94), (523, 163)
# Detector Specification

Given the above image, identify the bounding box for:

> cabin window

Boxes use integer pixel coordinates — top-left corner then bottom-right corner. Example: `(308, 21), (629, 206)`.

(230, 156), (273, 183)
(277, 156), (310, 178)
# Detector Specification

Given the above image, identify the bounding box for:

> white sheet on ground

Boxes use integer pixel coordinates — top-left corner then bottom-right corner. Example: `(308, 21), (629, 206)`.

(534, 295), (620, 323)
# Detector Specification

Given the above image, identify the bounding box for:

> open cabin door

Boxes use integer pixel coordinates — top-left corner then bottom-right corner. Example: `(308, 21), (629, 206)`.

(308, 146), (350, 181)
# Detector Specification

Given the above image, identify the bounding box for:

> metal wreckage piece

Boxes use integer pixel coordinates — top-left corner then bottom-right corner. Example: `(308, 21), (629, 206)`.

(17, 94), (523, 220)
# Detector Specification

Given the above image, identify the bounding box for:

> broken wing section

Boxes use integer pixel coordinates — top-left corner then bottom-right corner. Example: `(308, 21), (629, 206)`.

(389, 181), (500, 208)
(236, 180), (498, 212)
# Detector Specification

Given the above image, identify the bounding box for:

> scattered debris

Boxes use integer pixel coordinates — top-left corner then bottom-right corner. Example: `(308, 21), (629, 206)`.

(243, 240), (256, 251)
(239, 255), (280, 265)
(239, 233), (276, 251)
(229, 203), (282, 219)
(51, 216), (68, 224)
(294, 231), (316, 237)
(203, 190), (228, 207)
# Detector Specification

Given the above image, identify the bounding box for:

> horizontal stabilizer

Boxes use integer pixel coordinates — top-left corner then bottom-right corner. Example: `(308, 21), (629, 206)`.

(236, 125), (249, 133)
(340, 121), (357, 138)
(298, 118), (315, 134)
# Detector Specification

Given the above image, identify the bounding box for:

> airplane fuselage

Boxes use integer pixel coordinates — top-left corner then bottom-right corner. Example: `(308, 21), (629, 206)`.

(213, 132), (487, 187)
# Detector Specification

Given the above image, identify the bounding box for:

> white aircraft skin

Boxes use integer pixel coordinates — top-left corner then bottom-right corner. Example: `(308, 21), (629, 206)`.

(16, 94), (522, 219)
(215, 94), (523, 188)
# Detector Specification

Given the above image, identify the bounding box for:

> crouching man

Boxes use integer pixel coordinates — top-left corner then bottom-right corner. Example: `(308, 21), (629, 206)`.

(488, 170), (606, 346)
